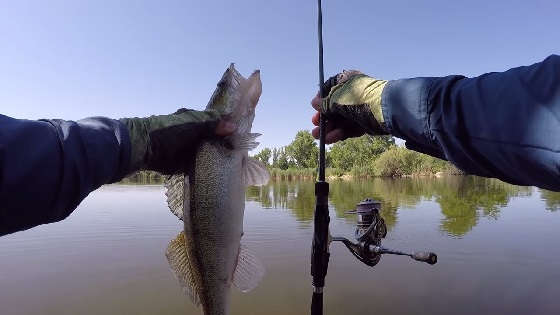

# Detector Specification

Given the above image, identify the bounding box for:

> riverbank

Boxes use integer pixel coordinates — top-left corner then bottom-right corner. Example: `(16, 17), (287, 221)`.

(268, 165), (465, 181)
(123, 163), (464, 184)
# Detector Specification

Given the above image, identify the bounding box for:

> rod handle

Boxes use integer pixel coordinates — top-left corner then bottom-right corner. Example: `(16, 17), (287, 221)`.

(311, 291), (323, 315)
(412, 252), (437, 265)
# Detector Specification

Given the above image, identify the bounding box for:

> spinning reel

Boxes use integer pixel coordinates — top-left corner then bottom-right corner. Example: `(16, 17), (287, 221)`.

(331, 198), (437, 266)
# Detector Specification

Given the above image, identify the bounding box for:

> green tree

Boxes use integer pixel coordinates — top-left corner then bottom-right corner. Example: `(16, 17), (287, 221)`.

(276, 147), (292, 170)
(374, 146), (452, 177)
(253, 148), (272, 166)
(329, 135), (394, 171)
(272, 148), (279, 168)
(285, 130), (319, 169)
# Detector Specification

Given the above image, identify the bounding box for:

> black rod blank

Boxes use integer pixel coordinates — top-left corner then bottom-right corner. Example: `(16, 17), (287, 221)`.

(317, 0), (326, 181)
(311, 1), (330, 315)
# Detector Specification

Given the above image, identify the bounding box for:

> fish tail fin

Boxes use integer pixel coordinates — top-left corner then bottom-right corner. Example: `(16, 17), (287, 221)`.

(232, 243), (266, 293)
(165, 231), (201, 307)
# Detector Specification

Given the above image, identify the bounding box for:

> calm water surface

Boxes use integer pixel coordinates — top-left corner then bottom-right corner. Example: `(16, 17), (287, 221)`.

(2, 177), (560, 314)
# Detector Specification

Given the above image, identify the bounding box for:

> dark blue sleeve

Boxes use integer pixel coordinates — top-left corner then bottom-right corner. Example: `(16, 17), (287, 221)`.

(382, 55), (560, 191)
(0, 115), (131, 235)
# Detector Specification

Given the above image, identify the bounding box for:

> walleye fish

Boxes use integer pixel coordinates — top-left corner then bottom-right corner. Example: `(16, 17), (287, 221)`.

(164, 64), (269, 315)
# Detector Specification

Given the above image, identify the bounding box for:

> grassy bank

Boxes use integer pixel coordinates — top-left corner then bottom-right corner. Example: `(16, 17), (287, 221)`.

(120, 170), (164, 184)
(267, 167), (372, 180)
(269, 167), (316, 180)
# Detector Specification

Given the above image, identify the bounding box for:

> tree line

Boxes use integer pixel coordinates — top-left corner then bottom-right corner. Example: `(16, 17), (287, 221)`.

(252, 130), (461, 178)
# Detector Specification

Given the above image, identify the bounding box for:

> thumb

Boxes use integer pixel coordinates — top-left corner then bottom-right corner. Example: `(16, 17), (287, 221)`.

(215, 120), (236, 136)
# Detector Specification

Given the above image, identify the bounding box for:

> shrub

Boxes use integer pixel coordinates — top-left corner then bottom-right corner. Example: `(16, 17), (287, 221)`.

(373, 147), (452, 177)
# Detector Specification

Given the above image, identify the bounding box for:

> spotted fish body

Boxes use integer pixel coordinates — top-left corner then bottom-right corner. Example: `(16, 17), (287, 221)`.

(165, 65), (269, 315)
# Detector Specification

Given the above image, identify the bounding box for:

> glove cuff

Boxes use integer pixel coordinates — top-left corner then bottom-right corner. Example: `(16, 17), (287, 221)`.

(119, 117), (150, 173)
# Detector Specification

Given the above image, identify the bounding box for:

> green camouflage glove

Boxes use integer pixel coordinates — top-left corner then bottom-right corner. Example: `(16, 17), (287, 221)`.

(321, 70), (389, 135)
(120, 108), (230, 174)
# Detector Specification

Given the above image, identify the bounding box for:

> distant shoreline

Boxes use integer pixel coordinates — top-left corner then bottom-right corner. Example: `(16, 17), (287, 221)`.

(267, 165), (465, 181)
(122, 167), (465, 184)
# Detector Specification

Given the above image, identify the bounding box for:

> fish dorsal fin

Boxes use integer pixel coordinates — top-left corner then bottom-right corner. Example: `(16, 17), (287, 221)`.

(232, 243), (266, 293)
(164, 174), (187, 221)
(165, 231), (201, 307)
(243, 157), (270, 186)
(229, 133), (261, 151)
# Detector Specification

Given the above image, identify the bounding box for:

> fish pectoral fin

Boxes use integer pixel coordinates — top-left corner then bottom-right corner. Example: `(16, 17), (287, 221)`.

(243, 157), (270, 186)
(229, 132), (261, 151)
(232, 243), (266, 293)
(165, 231), (201, 307)
(164, 174), (188, 221)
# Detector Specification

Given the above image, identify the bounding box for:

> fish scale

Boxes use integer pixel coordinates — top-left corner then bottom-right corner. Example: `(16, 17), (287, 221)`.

(187, 141), (246, 314)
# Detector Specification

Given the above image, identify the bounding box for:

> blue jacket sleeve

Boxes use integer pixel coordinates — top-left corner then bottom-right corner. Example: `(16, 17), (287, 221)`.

(0, 115), (131, 236)
(382, 54), (560, 191)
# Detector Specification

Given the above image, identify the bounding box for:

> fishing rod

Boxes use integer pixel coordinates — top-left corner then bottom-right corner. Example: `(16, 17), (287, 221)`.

(310, 0), (329, 314)
(311, 1), (437, 314)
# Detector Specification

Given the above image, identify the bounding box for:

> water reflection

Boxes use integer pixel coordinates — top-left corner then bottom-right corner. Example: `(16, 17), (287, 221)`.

(540, 189), (560, 212)
(4, 182), (560, 314)
(247, 176), (533, 237)
(247, 181), (316, 225)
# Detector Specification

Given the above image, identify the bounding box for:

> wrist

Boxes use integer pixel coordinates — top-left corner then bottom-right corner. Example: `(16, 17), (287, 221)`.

(119, 109), (222, 174)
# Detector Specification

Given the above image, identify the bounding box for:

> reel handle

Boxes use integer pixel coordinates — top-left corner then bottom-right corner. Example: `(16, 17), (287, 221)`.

(412, 252), (438, 265)
(368, 245), (438, 266)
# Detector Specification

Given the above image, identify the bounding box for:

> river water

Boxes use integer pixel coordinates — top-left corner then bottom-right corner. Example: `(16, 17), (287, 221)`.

(1, 176), (560, 314)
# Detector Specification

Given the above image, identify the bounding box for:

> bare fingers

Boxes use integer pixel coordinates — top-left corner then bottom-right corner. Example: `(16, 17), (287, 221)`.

(312, 126), (347, 144)
(311, 92), (322, 111)
(311, 91), (351, 144)
(312, 111), (320, 126)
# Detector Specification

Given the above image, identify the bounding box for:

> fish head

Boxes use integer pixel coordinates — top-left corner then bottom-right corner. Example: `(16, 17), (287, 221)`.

(206, 64), (262, 135)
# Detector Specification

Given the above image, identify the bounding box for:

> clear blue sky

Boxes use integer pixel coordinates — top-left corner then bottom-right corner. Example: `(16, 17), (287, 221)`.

(1, 0), (559, 150)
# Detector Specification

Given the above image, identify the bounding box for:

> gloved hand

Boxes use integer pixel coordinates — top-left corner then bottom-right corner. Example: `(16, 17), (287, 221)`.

(120, 108), (235, 174)
(311, 70), (389, 144)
